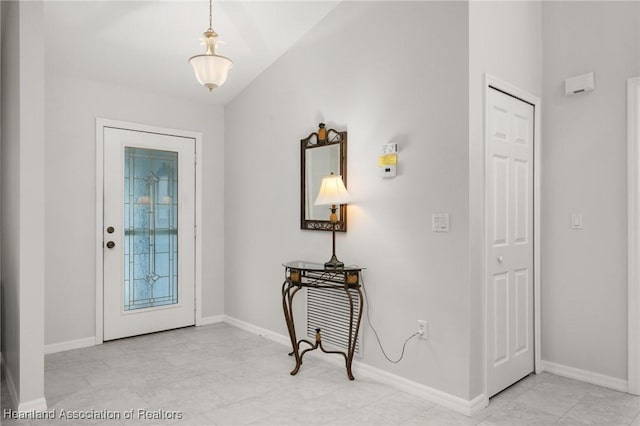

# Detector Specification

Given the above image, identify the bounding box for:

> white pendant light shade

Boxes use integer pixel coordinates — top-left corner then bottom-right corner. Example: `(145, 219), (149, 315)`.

(190, 0), (232, 92)
(189, 53), (232, 91)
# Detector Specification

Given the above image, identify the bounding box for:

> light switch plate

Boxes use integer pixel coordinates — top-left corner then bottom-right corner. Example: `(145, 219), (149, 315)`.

(571, 213), (583, 230)
(432, 213), (450, 232)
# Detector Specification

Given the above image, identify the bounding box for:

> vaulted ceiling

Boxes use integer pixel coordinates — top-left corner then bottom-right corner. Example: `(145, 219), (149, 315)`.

(44, 1), (340, 104)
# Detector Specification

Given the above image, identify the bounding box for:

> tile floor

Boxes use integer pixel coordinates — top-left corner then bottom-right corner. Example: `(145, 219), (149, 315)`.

(2, 323), (640, 425)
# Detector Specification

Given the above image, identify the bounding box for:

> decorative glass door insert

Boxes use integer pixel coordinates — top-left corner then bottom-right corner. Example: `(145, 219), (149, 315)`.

(103, 126), (195, 341)
(124, 148), (178, 311)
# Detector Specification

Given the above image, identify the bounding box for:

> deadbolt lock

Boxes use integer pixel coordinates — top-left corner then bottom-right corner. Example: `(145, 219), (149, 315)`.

(106, 241), (115, 249)
(106, 226), (115, 234)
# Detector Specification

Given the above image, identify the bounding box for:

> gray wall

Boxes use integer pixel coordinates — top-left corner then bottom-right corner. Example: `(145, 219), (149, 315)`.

(1, 0), (22, 399)
(43, 74), (226, 345)
(22, 0), (640, 403)
(468, 1), (543, 397)
(0, 1), (2, 409)
(225, 1), (471, 399)
(541, 1), (640, 380)
(1, 0), (46, 408)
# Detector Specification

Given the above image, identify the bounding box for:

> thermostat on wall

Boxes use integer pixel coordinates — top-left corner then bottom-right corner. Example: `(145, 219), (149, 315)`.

(382, 143), (398, 154)
(381, 165), (396, 178)
(565, 72), (595, 95)
(379, 143), (398, 178)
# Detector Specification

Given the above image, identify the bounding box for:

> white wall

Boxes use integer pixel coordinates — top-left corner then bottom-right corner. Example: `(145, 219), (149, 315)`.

(1, 0), (22, 400)
(225, 1), (471, 399)
(44, 74), (226, 345)
(0, 0), (3, 397)
(29, 0), (640, 405)
(468, 1), (543, 398)
(1, 0), (46, 409)
(541, 1), (640, 380)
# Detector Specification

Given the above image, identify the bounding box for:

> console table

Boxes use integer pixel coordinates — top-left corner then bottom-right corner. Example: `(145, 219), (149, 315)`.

(281, 260), (364, 380)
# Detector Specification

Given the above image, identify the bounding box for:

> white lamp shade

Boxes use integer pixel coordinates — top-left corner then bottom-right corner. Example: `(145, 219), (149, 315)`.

(314, 174), (352, 206)
(189, 54), (233, 90)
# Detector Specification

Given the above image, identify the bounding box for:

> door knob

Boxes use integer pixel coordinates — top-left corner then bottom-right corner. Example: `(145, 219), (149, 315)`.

(106, 241), (115, 249)
(497, 256), (504, 263)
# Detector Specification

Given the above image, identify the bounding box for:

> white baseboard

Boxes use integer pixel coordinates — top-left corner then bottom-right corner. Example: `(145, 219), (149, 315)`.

(541, 360), (628, 393)
(352, 361), (488, 416)
(44, 337), (96, 355)
(45, 317), (224, 355)
(469, 393), (490, 414)
(1, 353), (48, 411)
(199, 315), (224, 326)
(222, 315), (291, 347)
(1, 352), (19, 410)
(221, 315), (483, 416)
(17, 397), (48, 412)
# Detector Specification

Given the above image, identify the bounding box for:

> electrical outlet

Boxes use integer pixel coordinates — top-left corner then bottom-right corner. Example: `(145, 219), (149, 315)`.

(417, 320), (428, 339)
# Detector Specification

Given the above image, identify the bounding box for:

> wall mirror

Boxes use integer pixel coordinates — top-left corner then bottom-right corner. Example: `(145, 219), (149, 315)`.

(300, 124), (347, 232)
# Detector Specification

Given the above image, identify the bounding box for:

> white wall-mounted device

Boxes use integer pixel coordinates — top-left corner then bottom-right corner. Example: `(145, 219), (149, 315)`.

(382, 143), (398, 154)
(565, 72), (595, 95)
(571, 213), (583, 230)
(379, 143), (398, 178)
(381, 165), (396, 178)
(432, 213), (450, 232)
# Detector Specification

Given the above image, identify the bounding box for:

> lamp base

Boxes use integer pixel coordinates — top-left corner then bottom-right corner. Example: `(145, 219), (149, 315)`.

(324, 254), (344, 269)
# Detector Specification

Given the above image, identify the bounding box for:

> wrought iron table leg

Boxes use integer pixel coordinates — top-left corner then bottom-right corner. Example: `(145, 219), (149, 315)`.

(344, 285), (364, 380)
(282, 280), (303, 375)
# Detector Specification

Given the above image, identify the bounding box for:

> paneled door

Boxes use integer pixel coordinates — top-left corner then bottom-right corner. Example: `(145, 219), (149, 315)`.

(103, 127), (195, 341)
(487, 87), (535, 397)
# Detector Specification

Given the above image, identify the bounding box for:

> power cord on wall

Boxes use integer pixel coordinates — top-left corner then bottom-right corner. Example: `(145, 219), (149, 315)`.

(361, 275), (419, 364)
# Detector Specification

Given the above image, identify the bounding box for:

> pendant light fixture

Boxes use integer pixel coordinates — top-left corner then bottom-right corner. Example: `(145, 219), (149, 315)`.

(189, 0), (232, 91)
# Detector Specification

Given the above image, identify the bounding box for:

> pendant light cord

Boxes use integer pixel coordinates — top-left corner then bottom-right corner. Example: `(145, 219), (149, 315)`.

(208, 0), (213, 31)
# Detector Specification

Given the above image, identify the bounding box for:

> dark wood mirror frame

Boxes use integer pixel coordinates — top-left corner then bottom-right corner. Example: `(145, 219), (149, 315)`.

(300, 126), (347, 232)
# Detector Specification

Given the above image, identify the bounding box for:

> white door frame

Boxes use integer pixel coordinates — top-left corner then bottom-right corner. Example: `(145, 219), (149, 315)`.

(95, 118), (204, 344)
(483, 75), (542, 400)
(628, 76), (640, 395)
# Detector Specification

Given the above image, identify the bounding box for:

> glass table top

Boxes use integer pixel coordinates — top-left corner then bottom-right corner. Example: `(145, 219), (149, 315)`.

(283, 260), (364, 272)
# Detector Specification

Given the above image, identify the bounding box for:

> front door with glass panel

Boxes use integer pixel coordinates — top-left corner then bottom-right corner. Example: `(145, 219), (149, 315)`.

(103, 127), (195, 341)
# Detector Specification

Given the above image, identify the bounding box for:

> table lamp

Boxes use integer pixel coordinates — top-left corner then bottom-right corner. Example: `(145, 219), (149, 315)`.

(314, 173), (352, 268)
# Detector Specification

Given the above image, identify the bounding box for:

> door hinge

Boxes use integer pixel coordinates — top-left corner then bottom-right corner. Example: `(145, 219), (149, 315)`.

(194, 153), (197, 166)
